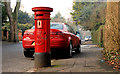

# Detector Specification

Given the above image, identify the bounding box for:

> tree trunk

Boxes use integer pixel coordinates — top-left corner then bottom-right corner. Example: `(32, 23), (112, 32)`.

(4, 1), (21, 42)
(8, 20), (18, 42)
(14, 21), (19, 42)
(9, 16), (14, 42)
(10, 22), (14, 42)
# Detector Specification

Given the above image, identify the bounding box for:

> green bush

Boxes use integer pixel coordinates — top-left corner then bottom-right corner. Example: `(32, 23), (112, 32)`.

(2, 23), (33, 32)
(91, 25), (104, 47)
(18, 23), (33, 30)
(2, 23), (10, 31)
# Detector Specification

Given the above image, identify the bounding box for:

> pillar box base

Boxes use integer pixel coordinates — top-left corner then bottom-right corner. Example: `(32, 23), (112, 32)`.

(35, 53), (51, 68)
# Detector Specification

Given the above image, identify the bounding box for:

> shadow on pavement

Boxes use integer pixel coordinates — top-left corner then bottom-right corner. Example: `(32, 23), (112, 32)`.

(51, 52), (70, 59)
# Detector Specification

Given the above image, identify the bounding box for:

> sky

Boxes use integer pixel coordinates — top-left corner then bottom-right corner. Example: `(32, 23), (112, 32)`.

(11, 0), (74, 19)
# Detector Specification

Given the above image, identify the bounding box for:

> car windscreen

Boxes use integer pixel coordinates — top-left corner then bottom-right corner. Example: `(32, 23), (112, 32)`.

(31, 23), (63, 30)
(31, 26), (35, 29)
(50, 23), (63, 29)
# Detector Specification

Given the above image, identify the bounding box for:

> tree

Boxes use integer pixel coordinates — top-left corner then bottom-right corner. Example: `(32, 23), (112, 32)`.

(51, 12), (66, 23)
(1, 2), (7, 25)
(4, 0), (21, 42)
(18, 10), (30, 24)
(71, 2), (106, 31)
(18, 10), (34, 25)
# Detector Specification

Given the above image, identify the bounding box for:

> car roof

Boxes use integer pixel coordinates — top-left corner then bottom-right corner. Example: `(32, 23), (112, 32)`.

(32, 22), (64, 27)
(51, 22), (64, 25)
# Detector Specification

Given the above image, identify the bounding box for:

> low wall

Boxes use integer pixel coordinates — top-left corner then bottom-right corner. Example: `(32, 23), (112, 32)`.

(2, 30), (22, 41)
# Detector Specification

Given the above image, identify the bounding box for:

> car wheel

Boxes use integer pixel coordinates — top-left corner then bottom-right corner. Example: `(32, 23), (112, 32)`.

(76, 44), (81, 54)
(24, 49), (34, 58)
(66, 42), (73, 58)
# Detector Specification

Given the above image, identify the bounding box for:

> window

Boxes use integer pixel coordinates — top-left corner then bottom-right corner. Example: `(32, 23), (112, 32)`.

(31, 23), (63, 30)
(31, 26), (35, 29)
(50, 23), (63, 29)
(65, 25), (75, 34)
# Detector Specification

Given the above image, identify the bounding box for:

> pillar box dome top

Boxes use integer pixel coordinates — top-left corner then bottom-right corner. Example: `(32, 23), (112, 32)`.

(32, 7), (53, 20)
(32, 7), (53, 12)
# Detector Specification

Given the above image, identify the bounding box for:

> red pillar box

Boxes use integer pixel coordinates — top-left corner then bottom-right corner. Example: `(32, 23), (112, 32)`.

(32, 7), (53, 68)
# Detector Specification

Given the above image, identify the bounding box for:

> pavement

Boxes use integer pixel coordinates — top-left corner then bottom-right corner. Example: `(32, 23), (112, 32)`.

(2, 41), (117, 73)
(32, 44), (115, 72)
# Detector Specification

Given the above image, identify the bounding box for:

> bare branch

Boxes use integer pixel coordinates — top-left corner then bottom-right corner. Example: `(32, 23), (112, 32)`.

(14, 0), (21, 14)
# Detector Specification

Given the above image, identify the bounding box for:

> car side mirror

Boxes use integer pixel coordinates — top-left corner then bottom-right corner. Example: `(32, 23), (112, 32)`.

(75, 31), (80, 35)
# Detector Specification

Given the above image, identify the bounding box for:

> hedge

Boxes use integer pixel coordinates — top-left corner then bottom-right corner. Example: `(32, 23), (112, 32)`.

(91, 25), (104, 47)
(103, 2), (120, 70)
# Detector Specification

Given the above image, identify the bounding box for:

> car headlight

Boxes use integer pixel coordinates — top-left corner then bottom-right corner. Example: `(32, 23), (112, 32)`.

(24, 37), (30, 40)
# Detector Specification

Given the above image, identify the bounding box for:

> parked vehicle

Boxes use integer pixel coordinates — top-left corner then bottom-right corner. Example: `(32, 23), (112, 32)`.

(76, 31), (82, 40)
(85, 36), (92, 41)
(22, 22), (81, 58)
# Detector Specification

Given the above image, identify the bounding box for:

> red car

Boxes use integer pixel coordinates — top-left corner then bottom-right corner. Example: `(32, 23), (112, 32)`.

(22, 22), (81, 58)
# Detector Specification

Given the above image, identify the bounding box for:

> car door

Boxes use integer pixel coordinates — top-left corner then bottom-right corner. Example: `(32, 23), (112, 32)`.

(68, 26), (79, 47)
(65, 25), (77, 48)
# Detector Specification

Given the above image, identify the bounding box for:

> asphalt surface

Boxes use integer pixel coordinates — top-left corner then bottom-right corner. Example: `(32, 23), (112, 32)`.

(2, 41), (34, 72)
(2, 41), (115, 72)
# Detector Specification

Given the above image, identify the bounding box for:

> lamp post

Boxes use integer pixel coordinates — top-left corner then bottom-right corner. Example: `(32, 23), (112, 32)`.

(0, 3), (4, 41)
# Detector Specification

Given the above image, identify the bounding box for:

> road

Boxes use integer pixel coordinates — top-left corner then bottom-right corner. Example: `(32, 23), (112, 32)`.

(2, 41), (115, 72)
(2, 41), (34, 72)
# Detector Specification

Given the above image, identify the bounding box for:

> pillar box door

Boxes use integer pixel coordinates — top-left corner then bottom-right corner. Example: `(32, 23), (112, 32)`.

(32, 7), (53, 68)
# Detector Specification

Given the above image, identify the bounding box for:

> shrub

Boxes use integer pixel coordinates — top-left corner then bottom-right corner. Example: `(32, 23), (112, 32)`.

(91, 25), (104, 47)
